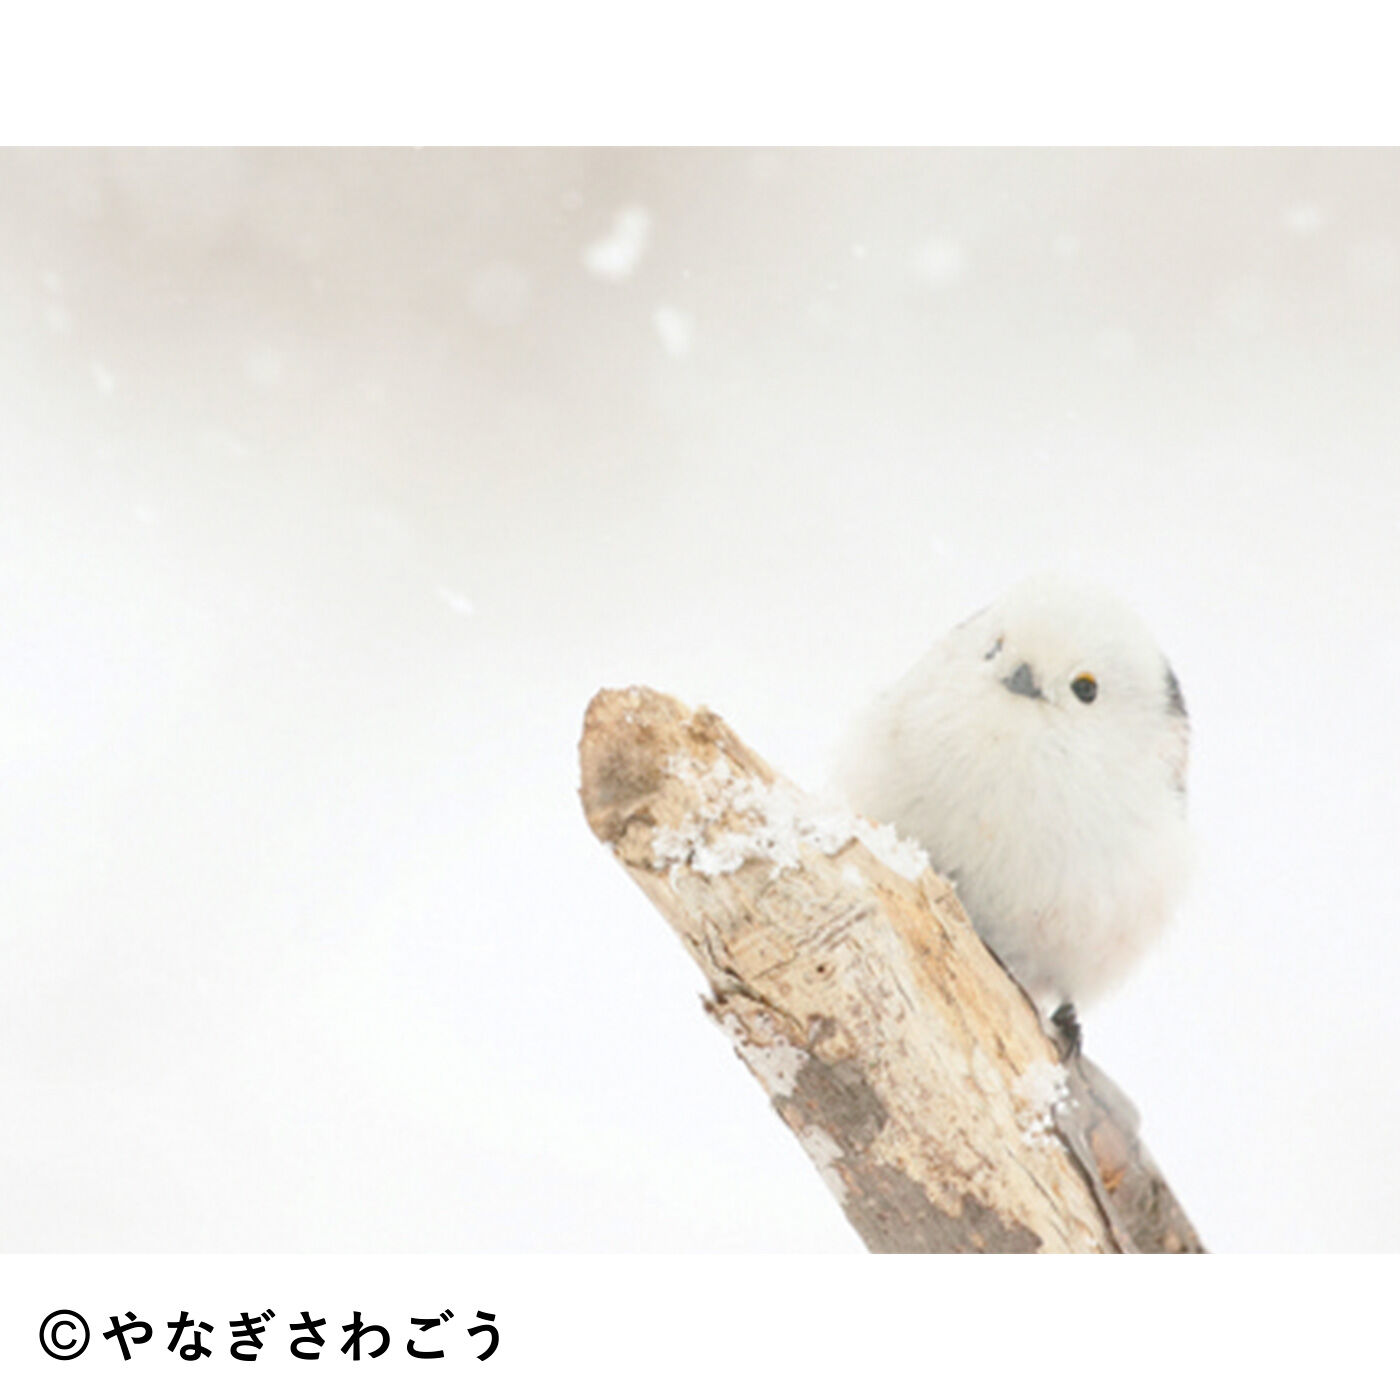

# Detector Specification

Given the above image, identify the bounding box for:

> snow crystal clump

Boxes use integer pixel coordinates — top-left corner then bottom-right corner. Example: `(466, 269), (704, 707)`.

(852, 815), (929, 881)
(653, 305), (693, 357)
(1283, 203), (1326, 237)
(436, 585), (475, 616)
(912, 236), (967, 288)
(718, 1011), (809, 1097)
(1015, 1060), (1072, 1146)
(582, 206), (652, 281)
(650, 755), (928, 882)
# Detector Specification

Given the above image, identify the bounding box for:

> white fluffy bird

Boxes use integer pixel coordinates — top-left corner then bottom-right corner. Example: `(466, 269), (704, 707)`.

(836, 576), (1191, 1050)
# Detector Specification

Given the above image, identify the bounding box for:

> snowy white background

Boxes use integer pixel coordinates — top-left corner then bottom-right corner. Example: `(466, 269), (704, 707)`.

(2, 148), (1397, 1252)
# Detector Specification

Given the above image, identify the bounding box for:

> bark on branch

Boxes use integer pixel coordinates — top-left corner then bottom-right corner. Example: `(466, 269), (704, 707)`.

(579, 685), (1204, 1254)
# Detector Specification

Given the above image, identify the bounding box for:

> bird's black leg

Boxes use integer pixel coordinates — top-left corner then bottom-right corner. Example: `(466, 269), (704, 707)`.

(1050, 1002), (1082, 1061)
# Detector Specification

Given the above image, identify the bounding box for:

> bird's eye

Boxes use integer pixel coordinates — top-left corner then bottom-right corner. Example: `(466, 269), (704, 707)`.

(1071, 673), (1098, 704)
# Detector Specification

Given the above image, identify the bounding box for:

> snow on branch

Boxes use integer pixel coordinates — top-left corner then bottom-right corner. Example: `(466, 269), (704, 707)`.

(579, 685), (1203, 1254)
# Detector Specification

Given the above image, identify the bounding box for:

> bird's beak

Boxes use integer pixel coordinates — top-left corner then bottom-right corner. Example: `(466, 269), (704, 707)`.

(1001, 662), (1044, 700)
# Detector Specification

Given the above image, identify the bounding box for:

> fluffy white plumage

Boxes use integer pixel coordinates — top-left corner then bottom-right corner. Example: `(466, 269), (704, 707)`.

(836, 576), (1191, 1017)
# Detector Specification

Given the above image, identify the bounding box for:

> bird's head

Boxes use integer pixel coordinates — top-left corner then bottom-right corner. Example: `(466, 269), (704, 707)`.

(955, 575), (1189, 790)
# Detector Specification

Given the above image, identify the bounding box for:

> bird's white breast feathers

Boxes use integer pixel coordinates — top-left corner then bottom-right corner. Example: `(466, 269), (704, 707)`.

(836, 577), (1191, 1009)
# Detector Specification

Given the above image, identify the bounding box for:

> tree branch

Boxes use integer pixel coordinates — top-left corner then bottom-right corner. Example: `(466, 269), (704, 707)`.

(579, 685), (1203, 1254)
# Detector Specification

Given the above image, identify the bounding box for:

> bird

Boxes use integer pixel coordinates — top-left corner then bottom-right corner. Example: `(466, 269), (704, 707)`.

(835, 576), (1191, 1054)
